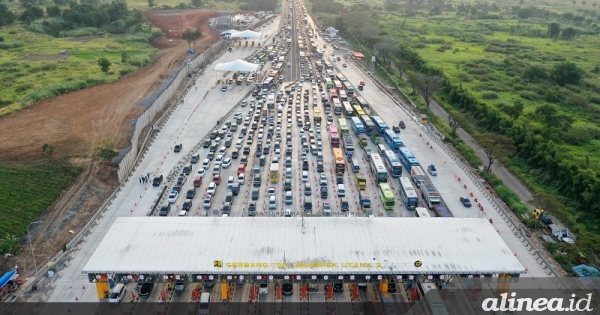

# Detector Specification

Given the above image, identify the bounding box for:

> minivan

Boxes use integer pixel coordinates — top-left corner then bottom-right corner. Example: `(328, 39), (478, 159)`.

(193, 176), (202, 188)
(198, 293), (211, 315)
(108, 283), (126, 304)
(338, 184), (346, 197)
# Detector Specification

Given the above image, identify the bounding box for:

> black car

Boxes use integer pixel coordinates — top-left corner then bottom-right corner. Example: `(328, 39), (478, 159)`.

(209, 131), (218, 139)
(182, 200), (192, 211)
(253, 174), (262, 187)
(320, 186), (328, 199)
(336, 175), (344, 184)
(177, 174), (186, 186)
(186, 189), (196, 199)
(340, 198), (349, 211)
(248, 202), (256, 213)
(182, 165), (191, 175)
(317, 162), (324, 173)
(388, 280), (397, 293)
(282, 283), (293, 296)
(302, 160), (309, 171)
(393, 125), (401, 133)
(203, 140), (211, 148)
(207, 153), (214, 160)
(284, 179), (292, 191)
(333, 283), (344, 292)
(232, 150), (239, 159)
(243, 147), (251, 155)
(251, 188), (260, 200)
(158, 205), (170, 216)
(240, 157), (248, 165)
(174, 144), (182, 152)
(225, 192), (234, 203)
(204, 280), (215, 288)
(152, 175), (163, 186)
(139, 278), (155, 297)
(209, 145), (217, 152)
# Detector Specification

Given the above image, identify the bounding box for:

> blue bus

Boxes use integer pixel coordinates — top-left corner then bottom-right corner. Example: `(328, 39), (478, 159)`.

(360, 115), (375, 134)
(398, 147), (420, 172)
(399, 177), (420, 210)
(383, 150), (403, 178)
(370, 116), (388, 135)
(383, 129), (403, 152)
(351, 117), (364, 135)
(262, 77), (274, 89)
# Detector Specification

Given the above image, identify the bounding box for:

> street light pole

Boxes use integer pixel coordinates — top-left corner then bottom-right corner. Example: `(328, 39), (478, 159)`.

(28, 221), (43, 273)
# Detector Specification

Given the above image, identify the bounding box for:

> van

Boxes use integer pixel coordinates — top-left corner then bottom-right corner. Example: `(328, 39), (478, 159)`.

(304, 182), (312, 196)
(303, 197), (312, 212)
(108, 283), (126, 304)
(193, 176), (202, 188)
(198, 293), (211, 315)
(351, 157), (360, 173)
(338, 184), (346, 197)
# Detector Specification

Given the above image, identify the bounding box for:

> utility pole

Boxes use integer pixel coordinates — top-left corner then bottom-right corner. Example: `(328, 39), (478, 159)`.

(28, 221), (44, 273)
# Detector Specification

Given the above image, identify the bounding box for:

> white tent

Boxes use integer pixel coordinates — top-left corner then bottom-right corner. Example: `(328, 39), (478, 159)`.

(220, 29), (238, 35)
(214, 59), (259, 72)
(230, 30), (262, 38)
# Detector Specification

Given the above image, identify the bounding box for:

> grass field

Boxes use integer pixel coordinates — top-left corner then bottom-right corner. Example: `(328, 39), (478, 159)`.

(127, 0), (242, 10)
(0, 160), (81, 241)
(0, 25), (158, 117)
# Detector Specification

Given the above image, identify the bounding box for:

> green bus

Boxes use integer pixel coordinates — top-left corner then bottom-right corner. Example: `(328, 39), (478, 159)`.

(379, 183), (396, 210)
(325, 78), (333, 89)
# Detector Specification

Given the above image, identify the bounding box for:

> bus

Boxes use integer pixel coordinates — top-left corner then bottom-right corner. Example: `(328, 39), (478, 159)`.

(317, 50), (324, 58)
(418, 283), (450, 315)
(354, 96), (369, 110)
(336, 73), (347, 82)
(369, 153), (388, 183)
(371, 116), (389, 135)
(269, 70), (279, 78)
(399, 177), (419, 210)
(326, 70), (335, 79)
(339, 90), (348, 102)
(299, 51), (306, 60)
(316, 61), (323, 71)
(333, 147), (345, 175)
(415, 207), (431, 218)
(343, 137), (354, 157)
(278, 56), (285, 63)
(398, 147), (420, 172)
(361, 115), (375, 134)
(330, 124), (340, 148)
(383, 129), (403, 151)
(324, 61), (333, 70)
(345, 83), (355, 97)
(270, 163), (280, 184)
(338, 118), (349, 137)
(334, 80), (343, 94)
(325, 78), (333, 89)
(314, 108), (322, 124)
(329, 89), (338, 102)
(286, 39), (292, 47)
(343, 102), (354, 117)
(379, 183), (396, 210)
(333, 98), (342, 116)
(383, 150), (403, 178)
(262, 77), (274, 90)
(351, 117), (364, 135)
(353, 105), (366, 117)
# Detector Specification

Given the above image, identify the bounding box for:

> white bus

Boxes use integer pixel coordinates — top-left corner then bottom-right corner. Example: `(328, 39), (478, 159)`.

(369, 153), (388, 183)
(418, 282), (450, 315)
(299, 51), (306, 60)
(415, 207), (430, 217)
(399, 177), (419, 210)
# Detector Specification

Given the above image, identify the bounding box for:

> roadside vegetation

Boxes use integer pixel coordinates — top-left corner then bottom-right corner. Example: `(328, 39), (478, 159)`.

(309, 0), (600, 271)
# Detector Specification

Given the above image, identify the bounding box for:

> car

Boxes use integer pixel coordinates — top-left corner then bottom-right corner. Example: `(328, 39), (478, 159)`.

(182, 165), (191, 175)
(202, 194), (212, 208)
(177, 174), (187, 186)
(152, 175), (164, 186)
(215, 155), (223, 165)
(400, 121), (406, 129)
(317, 162), (324, 172)
(197, 169), (205, 178)
(333, 283), (344, 292)
(213, 175), (221, 185)
(393, 125), (401, 133)
(203, 140), (211, 148)
(308, 283), (318, 292)
(243, 146), (250, 155)
(268, 187), (276, 196)
(387, 280), (397, 293)
(206, 183), (216, 195)
(222, 202), (232, 214)
(238, 174), (245, 184)
(427, 164), (437, 176)
(241, 156), (248, 165)
(327, 115), (333, 122)
(222, 158), (232, 168)
(282, 283), (293, 296)
(191, 154), (200, 164)
(284, 179), (292, 191)
(174, 144), (182, 153)
(186, 189), (196, 199)
(340, 198), (349, 211)
(168, 190), (178, 203)
(320, 174), (327, 186)
(227, 176), (235, 188)
(342, 63), (347, 68)
(221, 85), (227, 92)
(460, 197), (472, 207)
(207, 152), (215, 160)
(138, 277), (155, 297)
(248, 202), (256, 216)
(175, 279), (186, 292)
(158, 204), (170, 216)
(108, 283), (126, 304)
(259, 283), (269, 294)
(182, 200), (193, 211)
(224, 191), (234, 203)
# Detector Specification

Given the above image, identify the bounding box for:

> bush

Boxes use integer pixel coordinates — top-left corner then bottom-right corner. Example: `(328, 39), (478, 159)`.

(455, 143), (481, 168)
(519, 90), (539, 100)
(128, 56), (151, 67)
(457, 73), (472, 82)
(58, 27), (104, 37)
(14, 83), (33, 92)
(482, 91), (499, 99)
(0, 42), (24, 49)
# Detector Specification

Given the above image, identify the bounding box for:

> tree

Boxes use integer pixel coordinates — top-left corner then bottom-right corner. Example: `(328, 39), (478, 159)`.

(535, 104), (575, 139)
(19, 6), (44, 21)
(97, 57), (111, 75)
(414, 74), (443, 107)
(374, 37), (397, 67)
(0, 4), (16, 26)
(523, 65), (548, 82)
(406, 71), (422, 96)
(396, 60), (412, 77)
(190, 0), (201, 7)
(182, 29), (202, 50)
(93, 138), (119, 162)
(475, 133), (513, 172)
(547, 22), (560, 38)
(148, 0), (154, 7)
(505, 100), (524, 120)
(46, 5), (60, 16)
(561, 27), (578, 40)
(550, 61), (582, 86)
(0, 234), (20, 255)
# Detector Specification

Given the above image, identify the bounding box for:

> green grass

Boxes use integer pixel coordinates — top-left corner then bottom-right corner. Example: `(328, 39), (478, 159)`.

(127, 0), (243, 10)
(0, 160), (82, 241)
(0, 24), (158, 117)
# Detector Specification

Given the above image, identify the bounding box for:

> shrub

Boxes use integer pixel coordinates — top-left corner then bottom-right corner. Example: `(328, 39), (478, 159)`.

(0, 42), (24, 49)
(482, 91), (499, 99)
(519, 90), (539, 100)
(14, 83), (33, 92)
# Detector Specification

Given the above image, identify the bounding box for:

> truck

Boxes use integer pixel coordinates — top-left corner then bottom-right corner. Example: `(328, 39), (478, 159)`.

(419, 181), (441, 209)
(269, 163), (280, 184)
(427, 164), (437, 176)
(410, 165), (427, 188)
(358, 191), (371, 211)
(433, 204), (453, 217)
(358, 134), (368, 148)
(355, 173), (366, 190)
(370, 131), (380, 145)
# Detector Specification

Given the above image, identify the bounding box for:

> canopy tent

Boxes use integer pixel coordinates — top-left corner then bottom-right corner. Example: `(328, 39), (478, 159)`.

(220, 29), (238, 35)
(0, 270), (16, 288)
(230, 30), (262, 38)
(214, 59), (259, 72)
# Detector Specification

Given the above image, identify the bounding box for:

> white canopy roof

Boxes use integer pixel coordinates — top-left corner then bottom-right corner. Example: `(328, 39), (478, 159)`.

(230, 30), (262, 38)
(220, 29), (238, 35)
(82, 217), (525, 275)
(214, 59), (259, 72)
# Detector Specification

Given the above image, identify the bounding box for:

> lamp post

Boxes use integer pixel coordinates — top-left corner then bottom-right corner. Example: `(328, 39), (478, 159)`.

(28, 221), (44, 273)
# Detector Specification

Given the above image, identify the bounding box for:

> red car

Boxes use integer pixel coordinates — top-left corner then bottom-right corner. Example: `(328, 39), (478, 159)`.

(212, 175), (221, 185)
(400, 121), (406, 129)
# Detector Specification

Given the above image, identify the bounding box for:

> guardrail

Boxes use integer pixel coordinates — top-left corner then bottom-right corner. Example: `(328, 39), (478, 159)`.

(344, 56), (567, 289)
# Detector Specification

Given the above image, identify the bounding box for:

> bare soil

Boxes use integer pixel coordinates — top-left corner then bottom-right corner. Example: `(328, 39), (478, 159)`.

(0, 10), (218, 277)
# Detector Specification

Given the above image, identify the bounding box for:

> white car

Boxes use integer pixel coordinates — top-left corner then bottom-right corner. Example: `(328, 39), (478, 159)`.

(215, 155), (223, 165)
(238, 174), (245, 185)
(197, 169), (206, 177)
(222, 158), (232, 168)
(227, 176), (235, 188)
(268, 187), (276, 196)
(202, 195), (212, 208)
(206, 182), (216, 196)
(168, 190), (178, 204)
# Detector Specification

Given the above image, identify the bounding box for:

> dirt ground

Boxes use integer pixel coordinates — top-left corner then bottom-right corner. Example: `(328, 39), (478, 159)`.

(0, 10), (219, 277)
